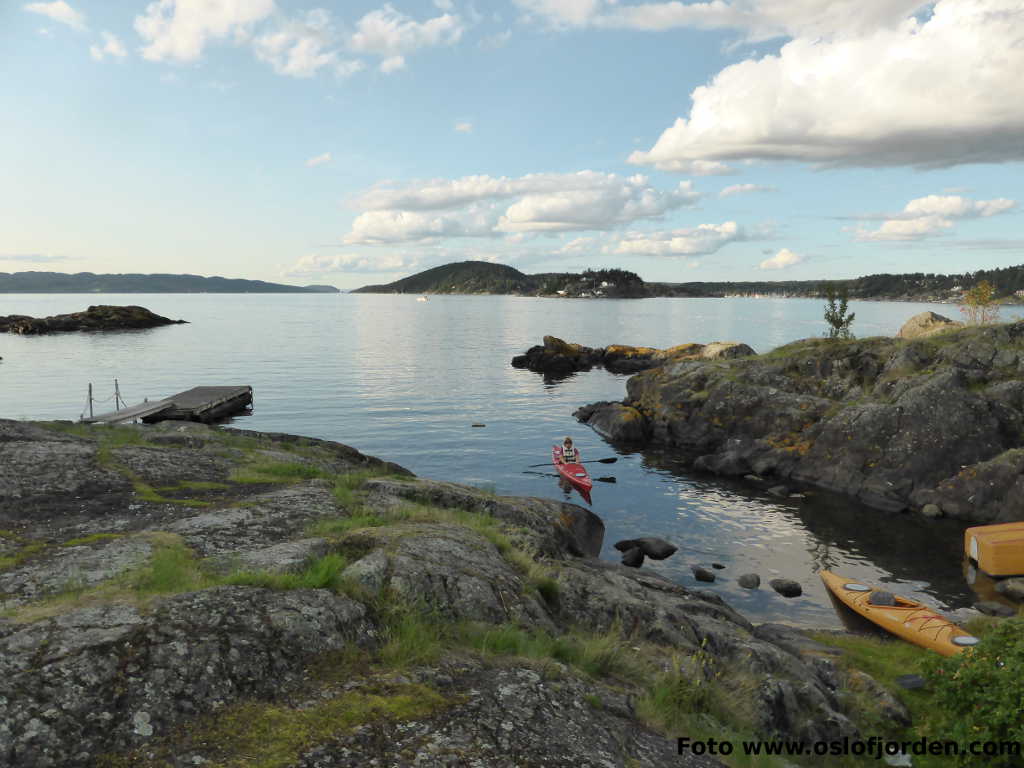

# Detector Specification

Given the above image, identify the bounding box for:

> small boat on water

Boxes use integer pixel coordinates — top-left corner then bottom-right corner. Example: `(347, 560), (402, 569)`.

(552, 445), (592, 504)
(416, 296), (429, 302)
(820, 570), (979, 657)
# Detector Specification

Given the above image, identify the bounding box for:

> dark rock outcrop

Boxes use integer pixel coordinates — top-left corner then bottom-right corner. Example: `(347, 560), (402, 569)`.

(0, 305), (186, 335)
(511, 335), (604, 376)
(613, 537), (677, 560)
(576, 322), (1024, 522)
(512, 337), (755, 377)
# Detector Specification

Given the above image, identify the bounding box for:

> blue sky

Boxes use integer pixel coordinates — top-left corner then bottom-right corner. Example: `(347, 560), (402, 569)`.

(3, 0), (1023, 289)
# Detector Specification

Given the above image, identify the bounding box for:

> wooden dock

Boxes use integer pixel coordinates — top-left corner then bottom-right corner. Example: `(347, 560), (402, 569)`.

(84, 385), (253, 425)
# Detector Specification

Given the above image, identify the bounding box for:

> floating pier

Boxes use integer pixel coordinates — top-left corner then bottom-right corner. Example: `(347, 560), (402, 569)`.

(83, 385), (253, 425)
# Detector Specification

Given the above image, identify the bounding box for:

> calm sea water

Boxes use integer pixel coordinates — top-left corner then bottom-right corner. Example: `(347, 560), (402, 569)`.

(0, 294), (988, 626)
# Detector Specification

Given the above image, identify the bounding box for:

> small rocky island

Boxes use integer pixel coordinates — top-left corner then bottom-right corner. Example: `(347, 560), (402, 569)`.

(2, 419), (906, 766)
(551, 313), (1024, 523)
(0, 305), (186, 335)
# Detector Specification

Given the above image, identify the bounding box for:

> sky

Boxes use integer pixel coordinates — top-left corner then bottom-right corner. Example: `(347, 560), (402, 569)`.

(3, 0), (1023, 290)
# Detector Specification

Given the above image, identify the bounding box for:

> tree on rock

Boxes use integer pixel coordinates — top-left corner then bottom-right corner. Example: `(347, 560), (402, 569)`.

(960, 280), (1000, 325)
(822, 283), (855, 340)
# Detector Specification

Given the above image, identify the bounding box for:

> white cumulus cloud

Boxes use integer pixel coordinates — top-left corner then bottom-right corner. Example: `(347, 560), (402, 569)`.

(24, 1), (85, 30)
(454, 121), (473, 133)
(515, 0), (926, 39)
(855, 194), (1017, 241)
(350, 4), (464, 70)
(90, 31), (127, 60)
(720, 183), (775, 198)
(285, 252), (417, 276)
(612, 221), (744, 256)
(345, 172), (701, 244)
(759, 247), (803, 269)
(134, 0), (275, 63)
(306, 152), (332, 168)
(630, 0), (1024, 170)
(253, 9), (339, 78)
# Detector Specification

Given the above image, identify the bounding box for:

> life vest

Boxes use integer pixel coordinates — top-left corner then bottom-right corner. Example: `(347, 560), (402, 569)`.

(562, 445), (578, 463)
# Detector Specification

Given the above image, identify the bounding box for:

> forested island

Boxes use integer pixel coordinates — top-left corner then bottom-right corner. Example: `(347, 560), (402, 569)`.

(0, 272), (339, 293)
(354, 260), (1024, 302)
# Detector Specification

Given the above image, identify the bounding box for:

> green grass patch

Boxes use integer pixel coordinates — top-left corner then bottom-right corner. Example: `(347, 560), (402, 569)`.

(61, 533), (124, 548)
(378, 603), (447, 668)
(225, 554), (348, 592)
(158, 480), (232, 492)
(107, 683), (446, 768)
(0, 538), (48, 572)
(133, 537), (211, 594)
(230, 460), (331, 484)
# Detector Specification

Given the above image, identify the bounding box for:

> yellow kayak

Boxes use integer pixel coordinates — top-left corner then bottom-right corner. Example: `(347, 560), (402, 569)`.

(820, 570), (979, 656)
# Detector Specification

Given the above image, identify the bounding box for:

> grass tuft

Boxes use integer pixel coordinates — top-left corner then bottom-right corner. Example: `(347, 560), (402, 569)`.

(225, 554), (348, 592)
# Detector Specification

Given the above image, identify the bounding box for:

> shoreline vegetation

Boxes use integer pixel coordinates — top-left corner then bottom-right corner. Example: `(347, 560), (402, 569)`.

(1, 418), (1020, 767)
(353, 259), (1024, 305)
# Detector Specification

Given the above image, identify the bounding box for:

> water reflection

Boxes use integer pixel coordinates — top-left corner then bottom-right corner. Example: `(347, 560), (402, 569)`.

(608, 448), (981, 626)
(1, 293), (988, 628)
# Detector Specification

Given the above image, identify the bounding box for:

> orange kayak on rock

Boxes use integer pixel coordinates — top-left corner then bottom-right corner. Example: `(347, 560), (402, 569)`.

(820, 570), (979, 656)
(553, 446), (593, 504)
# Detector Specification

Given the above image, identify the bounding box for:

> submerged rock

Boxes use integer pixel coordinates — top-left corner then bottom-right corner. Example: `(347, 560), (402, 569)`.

(738, 573), (761, 589)
(691, 566), (716, 582)
(769, 578), (803, 598)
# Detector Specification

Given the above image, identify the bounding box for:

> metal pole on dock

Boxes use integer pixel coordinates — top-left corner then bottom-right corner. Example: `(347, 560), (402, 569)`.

(114, 379), (121, 412)
(88, 383), (93, 420)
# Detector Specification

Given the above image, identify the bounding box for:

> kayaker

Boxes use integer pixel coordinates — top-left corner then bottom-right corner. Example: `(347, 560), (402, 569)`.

(560, 436), (579, 463)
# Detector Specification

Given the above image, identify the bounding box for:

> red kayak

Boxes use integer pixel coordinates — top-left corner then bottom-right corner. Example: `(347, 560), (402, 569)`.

(553, 445), (593, 504)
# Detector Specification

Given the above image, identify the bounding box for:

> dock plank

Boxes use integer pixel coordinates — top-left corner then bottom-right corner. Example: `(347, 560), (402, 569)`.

(84, 385), (252, 424)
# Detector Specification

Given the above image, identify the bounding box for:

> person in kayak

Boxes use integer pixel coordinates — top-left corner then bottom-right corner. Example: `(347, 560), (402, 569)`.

(559, 436), (579, 464)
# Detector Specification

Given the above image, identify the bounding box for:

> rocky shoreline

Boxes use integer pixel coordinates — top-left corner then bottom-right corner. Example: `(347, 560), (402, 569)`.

(0, 305), (186, 335)
(0, 418), (910, 767)
(559, 314), (1024, 523)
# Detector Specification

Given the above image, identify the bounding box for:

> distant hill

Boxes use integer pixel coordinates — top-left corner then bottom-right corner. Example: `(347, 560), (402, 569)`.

(353, 261), (537, 295)
(353, 261), (649, 298)
(0, 272), (339, 293)
(353, 260), (1024, 302)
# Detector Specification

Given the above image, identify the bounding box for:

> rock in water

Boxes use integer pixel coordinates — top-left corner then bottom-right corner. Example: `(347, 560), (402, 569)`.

(995, 577), (1024, 602)
(621, 547), (645, 568)
(613, 537), (677, 560)
(738, 573), (761, 589)
(975, 600), (1016, 617)
(0, 305), (187, 335)
(691, 566), (716, 582)
(769, 578), (802, 598)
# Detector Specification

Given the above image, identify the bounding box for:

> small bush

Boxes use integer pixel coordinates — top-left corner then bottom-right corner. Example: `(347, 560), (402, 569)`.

(923, 617), (1024, 766)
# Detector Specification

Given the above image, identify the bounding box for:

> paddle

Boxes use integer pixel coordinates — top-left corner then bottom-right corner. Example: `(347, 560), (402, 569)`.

(526, 457), (619, 468)
(523, 470), (617, 484)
